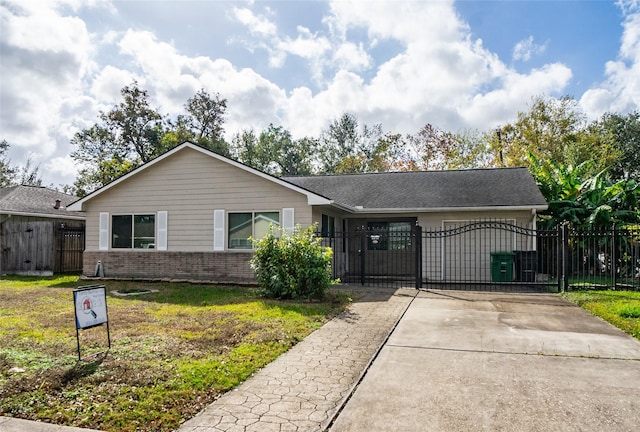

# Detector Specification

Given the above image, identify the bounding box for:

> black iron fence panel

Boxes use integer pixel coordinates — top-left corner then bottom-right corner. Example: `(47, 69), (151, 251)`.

(564, 225), (640, 291)
(317, 222), (639, 292)
(318, 227), (419, 289)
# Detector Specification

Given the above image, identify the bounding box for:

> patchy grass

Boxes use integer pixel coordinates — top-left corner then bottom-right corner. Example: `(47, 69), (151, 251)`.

(562, 290), (640, 340)
(0, 276), (351, 431)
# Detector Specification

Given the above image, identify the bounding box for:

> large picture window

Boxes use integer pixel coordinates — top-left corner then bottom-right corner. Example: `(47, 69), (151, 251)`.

(112, 214), (156, 249)
(228, 211), (280, 249)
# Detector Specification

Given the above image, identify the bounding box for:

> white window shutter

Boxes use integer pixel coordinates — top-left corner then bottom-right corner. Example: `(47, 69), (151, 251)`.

(99, 212), (109, 251)
(213, 209), (225, 251)
(156, 211), (168, 251)
(282, 208), (295, 234)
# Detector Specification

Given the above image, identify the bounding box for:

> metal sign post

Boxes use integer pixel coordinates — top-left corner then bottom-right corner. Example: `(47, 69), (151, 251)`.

(73, 284), (111, 361)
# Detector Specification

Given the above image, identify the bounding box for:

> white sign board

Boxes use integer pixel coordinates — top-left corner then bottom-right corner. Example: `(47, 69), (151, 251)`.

(74, 286), (108, 329)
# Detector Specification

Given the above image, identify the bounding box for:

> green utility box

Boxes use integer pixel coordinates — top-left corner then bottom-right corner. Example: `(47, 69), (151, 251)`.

(490, 251), (515, 282)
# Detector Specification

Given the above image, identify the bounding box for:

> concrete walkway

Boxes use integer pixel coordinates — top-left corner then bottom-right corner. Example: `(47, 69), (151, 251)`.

(177, 287), (417, 432)
(329, 290), (640, 432)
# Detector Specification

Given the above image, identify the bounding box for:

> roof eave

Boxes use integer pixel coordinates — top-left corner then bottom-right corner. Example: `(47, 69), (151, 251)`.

(0, 210), (86, 220)
(345, 204), (549, 214)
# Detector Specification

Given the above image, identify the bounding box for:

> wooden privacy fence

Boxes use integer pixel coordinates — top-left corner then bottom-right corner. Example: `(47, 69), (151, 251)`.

(0, 220), (85, 275)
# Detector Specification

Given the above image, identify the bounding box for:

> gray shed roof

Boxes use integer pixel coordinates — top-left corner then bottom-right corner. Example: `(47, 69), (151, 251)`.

(0, 185), (85, 219)
(283, 167), (547, 211)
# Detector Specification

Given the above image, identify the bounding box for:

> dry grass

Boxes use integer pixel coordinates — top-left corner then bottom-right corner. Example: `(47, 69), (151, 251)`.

(0, 276), (351, 431)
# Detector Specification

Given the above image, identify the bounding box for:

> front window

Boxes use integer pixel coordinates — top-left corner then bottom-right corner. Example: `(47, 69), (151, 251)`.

(321, 214), (335, 237)
(367, 221), (413, 250)
(228, 211), (280, 249)
(112, 214), (155, 249)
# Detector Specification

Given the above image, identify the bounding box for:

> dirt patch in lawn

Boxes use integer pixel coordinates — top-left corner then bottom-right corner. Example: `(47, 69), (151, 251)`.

(0, 277), (351, 431)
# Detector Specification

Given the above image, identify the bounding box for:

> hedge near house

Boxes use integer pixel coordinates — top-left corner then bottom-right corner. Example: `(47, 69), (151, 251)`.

(250, 224), (334, 299)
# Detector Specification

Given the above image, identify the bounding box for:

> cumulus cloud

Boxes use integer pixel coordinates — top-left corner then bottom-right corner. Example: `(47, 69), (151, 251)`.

(2, 0), (635, 188)
(0, 0), (100, 182)
(581, 0), (640, 118)
(232, 6), (277, 37)
(513, 36), (547, 62)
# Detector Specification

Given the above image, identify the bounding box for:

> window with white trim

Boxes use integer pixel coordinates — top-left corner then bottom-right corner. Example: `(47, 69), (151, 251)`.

(112, 214), (156, 249)
(228, 211), (280, 249)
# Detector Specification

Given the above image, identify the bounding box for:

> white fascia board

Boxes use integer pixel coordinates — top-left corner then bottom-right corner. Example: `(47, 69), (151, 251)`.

(1, 211), (85, 220)
(68, 142), (332, 211)
(347, 204), (549, 214)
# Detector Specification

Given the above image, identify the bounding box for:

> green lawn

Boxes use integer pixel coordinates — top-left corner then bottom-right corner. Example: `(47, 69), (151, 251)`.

(0, 276), (351, 431)
(562, 290), (640, 340)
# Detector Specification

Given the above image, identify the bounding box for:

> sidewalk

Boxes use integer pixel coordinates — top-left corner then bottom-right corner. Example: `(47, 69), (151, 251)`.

(177, 286), (417, 432)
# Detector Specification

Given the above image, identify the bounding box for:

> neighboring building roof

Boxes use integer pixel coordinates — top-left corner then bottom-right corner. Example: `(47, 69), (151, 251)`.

(284, 167), (548, 212)
(0, 185), (85, 220)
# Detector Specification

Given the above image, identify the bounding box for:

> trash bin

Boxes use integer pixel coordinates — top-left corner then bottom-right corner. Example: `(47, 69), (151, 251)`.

(490, 251), (515, 282)
(514, 250), (537, 282)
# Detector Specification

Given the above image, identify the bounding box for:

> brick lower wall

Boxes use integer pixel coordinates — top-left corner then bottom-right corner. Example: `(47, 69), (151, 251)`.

(83, 251), (255, 282)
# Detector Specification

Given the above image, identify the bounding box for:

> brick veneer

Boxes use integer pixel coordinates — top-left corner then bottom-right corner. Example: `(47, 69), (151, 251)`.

(83, 251), (255, 282)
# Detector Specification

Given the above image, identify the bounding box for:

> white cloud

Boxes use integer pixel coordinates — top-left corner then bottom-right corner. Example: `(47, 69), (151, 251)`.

(232, 7), (277, 37)
(0, 0), (99, 170)
(333, 41), (372, 71)
(581, 1), (640, 118)
(513, 36), (547, 62)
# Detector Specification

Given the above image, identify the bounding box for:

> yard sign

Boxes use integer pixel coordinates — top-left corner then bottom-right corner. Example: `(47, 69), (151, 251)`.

(73, 284), (111, 360)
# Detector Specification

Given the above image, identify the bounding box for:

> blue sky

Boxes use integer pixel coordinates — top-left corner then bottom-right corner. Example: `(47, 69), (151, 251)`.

(1, 0), (638, 188)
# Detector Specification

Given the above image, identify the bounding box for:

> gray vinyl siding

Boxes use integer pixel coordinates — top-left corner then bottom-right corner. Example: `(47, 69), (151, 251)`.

(84, 147), (312, 252)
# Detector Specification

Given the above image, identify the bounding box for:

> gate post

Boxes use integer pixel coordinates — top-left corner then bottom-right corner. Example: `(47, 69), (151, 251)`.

(415, 224), (422, 289)
(611, 224), (617, 290)
(560, 223), (569, 292)
(359, 232), (366, 286)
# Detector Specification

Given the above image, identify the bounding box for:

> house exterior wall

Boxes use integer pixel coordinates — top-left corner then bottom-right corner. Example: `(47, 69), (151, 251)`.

(81, 147), (313, 280)
(84, 251), (254, 281)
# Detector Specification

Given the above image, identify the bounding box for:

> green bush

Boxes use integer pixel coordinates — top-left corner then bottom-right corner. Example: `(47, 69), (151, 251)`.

(250, 224), (335, 299)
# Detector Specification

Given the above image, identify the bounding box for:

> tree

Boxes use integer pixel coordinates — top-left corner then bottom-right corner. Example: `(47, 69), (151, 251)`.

(16, 156), (43, 187)
(175, 88), (229, 156)
(319, 113), (384, 174)
(71, 82), (166, 195)
(447, 129), (494, 169)
(592, 111), (640, 181)
(0, 140), (43, 187)
(231, 125), (316, 176)
(0, 140), (16, 187)
(529, 155), (639, 229)
(231, 129), (262, 169)
(491, 96), (621, 177)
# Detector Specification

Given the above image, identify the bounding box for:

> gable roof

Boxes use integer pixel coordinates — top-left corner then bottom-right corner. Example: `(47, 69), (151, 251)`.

(0, 185), (85, 220)
(67, 142), (547, 214)
(67, 142), (333, 211)
(284, 167), (547, 213)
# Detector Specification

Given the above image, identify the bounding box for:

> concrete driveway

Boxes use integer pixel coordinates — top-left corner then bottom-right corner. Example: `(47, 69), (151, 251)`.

(330, 290), (640, 432)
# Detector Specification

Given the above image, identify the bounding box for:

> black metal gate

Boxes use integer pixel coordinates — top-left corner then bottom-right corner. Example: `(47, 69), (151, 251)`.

(321, 222), (640, 292)
(421, 220), (559, 293)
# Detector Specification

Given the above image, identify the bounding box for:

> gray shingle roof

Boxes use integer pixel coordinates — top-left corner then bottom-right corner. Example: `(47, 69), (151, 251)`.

(0, 185), (84, 219)
(283, 167), (547, 210)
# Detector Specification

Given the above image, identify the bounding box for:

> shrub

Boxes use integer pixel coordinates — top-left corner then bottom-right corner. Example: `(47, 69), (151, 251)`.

(250, 224), (335, 299)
